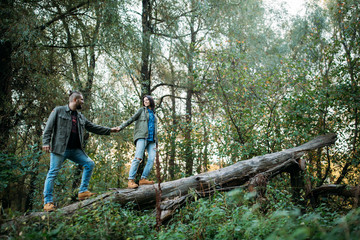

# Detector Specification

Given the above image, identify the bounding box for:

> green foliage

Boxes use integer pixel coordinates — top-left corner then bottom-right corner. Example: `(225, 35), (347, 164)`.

(0, 145), (44, 197)
(159, 192), (360, 240)
(0, 153), (19, 193)
(2, 190), (360, 240)
(2, 201), (156, 239)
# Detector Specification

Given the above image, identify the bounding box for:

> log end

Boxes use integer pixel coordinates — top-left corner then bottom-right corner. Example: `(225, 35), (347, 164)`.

(298, 158), (306, 171)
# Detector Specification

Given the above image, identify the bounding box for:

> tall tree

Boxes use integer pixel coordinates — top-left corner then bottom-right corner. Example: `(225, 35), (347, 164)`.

(140, 0), (153, 96)
(0, 0), (14, 152)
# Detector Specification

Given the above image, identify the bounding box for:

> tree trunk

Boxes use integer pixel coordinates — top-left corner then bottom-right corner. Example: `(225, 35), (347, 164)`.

(184, 1), (197, 176)
(0, 0), (14, 152)
(83, 6), (101, 103)
(202, 110), (209, 173)
(169, 84), (177, 180)
(140, 0), (152, 97)
(0, 40), (13, 152)
(184, 88), (193, 176)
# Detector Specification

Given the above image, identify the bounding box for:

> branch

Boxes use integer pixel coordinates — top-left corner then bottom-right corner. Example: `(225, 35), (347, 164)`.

(36, 1), (90, 31)
(39, 44), (93, 49)
(151, 82), (188, 92)
(157, 94), (186, 109)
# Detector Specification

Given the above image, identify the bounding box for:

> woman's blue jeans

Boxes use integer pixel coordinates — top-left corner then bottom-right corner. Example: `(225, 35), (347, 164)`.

(43, 149), (95, 204)
(128, 139), (156, 180)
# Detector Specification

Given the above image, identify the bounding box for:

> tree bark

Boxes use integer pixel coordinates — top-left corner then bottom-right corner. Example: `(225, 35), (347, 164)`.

(0, 0), (14, 153)
(184, 1), (196, 176)
(307, 184), (360, 208)
(308, 184), (360, 199)
(169, 76), (177, 180)
(140, 0), (152, 96)
(0, 133), (337, 229)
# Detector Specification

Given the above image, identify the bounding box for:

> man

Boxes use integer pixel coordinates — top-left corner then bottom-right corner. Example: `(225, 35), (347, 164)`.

(42, 91), (119, 212)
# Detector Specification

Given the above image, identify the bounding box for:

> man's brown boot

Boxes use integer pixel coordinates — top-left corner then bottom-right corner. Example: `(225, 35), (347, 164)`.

(139, 178), (154, 185)
(44, 202), (56, 212)
(78, 191), (96, 201)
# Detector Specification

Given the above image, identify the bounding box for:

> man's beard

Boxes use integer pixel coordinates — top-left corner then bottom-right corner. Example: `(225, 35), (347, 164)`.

(76, 101), (82, 109)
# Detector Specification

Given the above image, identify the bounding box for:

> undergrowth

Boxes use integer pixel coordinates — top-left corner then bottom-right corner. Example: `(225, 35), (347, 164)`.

(1, 188), (360, 239)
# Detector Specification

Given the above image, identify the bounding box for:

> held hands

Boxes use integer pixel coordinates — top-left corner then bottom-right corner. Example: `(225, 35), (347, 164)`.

(110, 127), (121, 133)
(42, 145), (50, 153)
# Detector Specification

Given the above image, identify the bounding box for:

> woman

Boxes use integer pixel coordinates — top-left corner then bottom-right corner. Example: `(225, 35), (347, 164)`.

(118, 95), (158, 189)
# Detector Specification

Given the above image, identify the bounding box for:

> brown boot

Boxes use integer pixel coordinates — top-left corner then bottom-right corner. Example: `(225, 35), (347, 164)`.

(128, 179), (138, 189)
(44, 202), (56, 212)
(78, 191), (96, 201)
(139, 178), (154, 185)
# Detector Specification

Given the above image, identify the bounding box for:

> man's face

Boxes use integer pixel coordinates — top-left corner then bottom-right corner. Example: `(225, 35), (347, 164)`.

(75, 96), (84, 109)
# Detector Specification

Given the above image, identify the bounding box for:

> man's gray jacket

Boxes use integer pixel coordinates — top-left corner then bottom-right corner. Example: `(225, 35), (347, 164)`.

(42, 105), (111, 155)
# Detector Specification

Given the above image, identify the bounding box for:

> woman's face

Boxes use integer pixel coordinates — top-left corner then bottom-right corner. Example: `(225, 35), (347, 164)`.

(144, 97), (150, 108)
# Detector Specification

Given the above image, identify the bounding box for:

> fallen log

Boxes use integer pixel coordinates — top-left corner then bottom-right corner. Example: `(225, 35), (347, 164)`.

(305, 184), (360, 208)
(307, 184), (360, 201)
(111, 133), (337, 209)
(1, 133), (337, 230)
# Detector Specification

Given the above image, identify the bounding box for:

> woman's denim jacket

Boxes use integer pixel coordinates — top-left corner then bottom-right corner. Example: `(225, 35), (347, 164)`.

(118, 107), (158, 144)
(42, 105), (111, 154)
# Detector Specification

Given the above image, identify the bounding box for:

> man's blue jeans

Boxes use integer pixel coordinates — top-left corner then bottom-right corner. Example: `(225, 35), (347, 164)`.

(43, 149), (94, 204)
(128, 139), (156, 180)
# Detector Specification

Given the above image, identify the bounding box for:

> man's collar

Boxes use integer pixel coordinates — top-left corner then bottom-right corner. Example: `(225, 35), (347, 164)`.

(65, 105), (72, 112)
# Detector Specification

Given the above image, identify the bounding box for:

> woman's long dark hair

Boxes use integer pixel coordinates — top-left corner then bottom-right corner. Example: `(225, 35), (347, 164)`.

(143, 95), (155, 111)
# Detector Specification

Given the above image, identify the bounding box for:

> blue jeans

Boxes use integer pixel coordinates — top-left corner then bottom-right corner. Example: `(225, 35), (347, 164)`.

(128, 139), (156, 180)
(43, 148), (95, 204)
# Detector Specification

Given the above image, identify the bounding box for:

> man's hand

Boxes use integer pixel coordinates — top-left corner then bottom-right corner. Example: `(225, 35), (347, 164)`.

(110, 127), (120, 133)
(42, 145), (50, 153)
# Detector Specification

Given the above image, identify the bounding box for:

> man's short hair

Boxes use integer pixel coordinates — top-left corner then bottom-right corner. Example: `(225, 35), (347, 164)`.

(69, 90), (83, 102)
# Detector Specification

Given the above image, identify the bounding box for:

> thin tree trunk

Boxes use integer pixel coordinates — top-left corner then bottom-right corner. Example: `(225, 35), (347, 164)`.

(184, 88), (193, 176)
(202, 113), (209, 173)
(184, 1), (196, 176)
(83, 6), (101, 102)
(169, 84), (177, 179)
(25, 123), (43, 211)
(140, 0), (152, 96)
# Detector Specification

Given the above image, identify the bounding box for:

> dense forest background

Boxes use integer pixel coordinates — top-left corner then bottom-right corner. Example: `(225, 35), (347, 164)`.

(0, 0), (359, 239)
